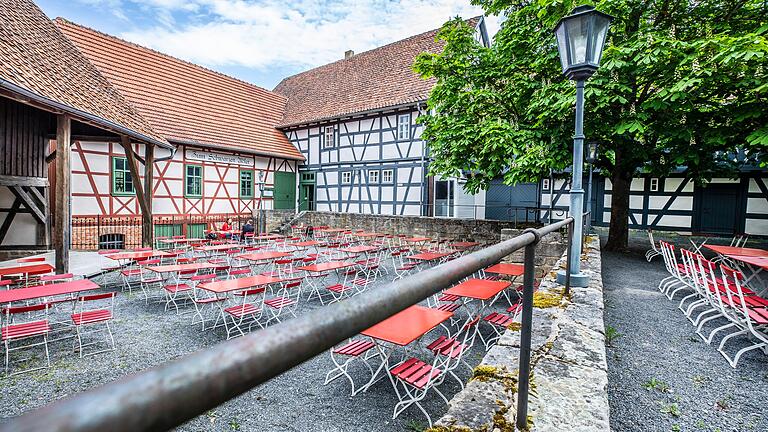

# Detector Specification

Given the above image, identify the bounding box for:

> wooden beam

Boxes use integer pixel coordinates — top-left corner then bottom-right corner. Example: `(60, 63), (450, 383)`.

(9, 186), (45, 224)
(0, 175), (48, 187)
(120, 136), (152, 247)
(54, 114), (71, 273)
(0, 199), (21, 244)
(143, 144), (154, 247)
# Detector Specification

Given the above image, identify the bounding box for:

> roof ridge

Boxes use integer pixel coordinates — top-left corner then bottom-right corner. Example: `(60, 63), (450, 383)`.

(273, 15), (482, 90)
(53, 17), (283, 101)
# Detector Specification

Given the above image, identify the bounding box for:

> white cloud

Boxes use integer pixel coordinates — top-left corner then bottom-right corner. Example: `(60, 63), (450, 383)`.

(117, 0), (500, 73)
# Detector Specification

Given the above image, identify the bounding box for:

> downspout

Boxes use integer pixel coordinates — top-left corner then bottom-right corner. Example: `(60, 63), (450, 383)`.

(417, 101), (427, 216)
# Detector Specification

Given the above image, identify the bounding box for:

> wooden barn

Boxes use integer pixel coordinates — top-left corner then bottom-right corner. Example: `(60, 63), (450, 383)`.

(0, 0), (171, 270)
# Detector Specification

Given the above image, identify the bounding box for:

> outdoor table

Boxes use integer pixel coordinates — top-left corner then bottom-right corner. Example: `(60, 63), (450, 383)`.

(403, 237), (431, 247)
(340, 245), (379, 255)
(359, 305), (453, 392)
(158, 238), (204, 245)
(146, 262), (218, 283)
(194, 243), (240, 253)
(484, 263), (525, 277)
(407, 252), (454, 266)
(296, 261), (356, 304)
(0, 279), (100, 304)
(198, 275), (286, 331)
(105, 250), (170, 261)
(353, 232), (382, 239)
(450, 241), (480, 250)
(237, 251), (293, 261)
(702, 244), (768, 258)
(0, 263), (53, 278)
(725, 254), (768, 295)
(285, 240), (322, 254)
(443, 278), (511, 323)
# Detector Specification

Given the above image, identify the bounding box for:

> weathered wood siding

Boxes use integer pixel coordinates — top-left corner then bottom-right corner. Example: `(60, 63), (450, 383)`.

(0, 97), (50, 178)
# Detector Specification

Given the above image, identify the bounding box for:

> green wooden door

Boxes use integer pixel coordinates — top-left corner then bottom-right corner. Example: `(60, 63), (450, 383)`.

(187, 223), (207, 239)
(273, 172), (296, 210)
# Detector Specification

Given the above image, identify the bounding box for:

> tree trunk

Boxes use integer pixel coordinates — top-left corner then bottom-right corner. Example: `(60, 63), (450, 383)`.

(605, 165), (632, 252)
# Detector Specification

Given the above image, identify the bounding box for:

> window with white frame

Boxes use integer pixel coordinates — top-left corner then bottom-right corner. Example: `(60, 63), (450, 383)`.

(381, 169), (393, 183)
(649, 178), (659, 192)
(341, 171), (352, 184)
(397, 114), (410, 140)
(368, 170), (379, 183)
(323, 126), (335, 148)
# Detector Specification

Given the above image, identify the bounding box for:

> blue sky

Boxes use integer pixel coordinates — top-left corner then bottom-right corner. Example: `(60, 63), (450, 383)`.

(38, 0), (498, 90)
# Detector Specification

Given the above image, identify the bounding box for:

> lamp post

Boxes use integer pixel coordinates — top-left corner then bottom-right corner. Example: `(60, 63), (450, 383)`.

(257, 170), (266, 235)
(585, 141), (599, 233)
(554, 5), (612, 288)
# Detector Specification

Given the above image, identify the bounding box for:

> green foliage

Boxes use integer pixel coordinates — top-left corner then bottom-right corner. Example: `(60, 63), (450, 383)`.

(642, 377), (670, 393)
(604, 324), (621, 346)
(414, 1), (768, 244)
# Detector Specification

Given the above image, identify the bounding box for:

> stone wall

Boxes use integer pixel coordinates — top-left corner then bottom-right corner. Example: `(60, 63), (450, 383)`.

(431, 235), (608, 432)
(295, 211), (547, 247)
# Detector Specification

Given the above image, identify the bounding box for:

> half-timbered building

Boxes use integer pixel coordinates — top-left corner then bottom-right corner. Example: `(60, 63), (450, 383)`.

(273, 18), (490, 217)
(56, 20), (304, 247)
(542, 169), (768, 235)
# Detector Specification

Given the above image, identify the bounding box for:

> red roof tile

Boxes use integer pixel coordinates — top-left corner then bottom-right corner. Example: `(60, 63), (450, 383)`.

(56, 19), (303, 161)
(0, 0), (168, 147)
(273, 18), (482, 128)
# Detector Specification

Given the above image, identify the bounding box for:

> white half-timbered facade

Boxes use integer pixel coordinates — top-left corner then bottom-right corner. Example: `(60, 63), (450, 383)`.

(274, 17), (490, 217)
(542, 171), (768, 235)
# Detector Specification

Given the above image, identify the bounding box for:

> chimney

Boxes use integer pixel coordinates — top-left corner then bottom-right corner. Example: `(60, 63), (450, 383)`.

(344, 50), (354, 59)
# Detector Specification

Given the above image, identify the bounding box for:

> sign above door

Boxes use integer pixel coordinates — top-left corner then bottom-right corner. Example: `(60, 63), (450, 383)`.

(185, 149), (254, 166)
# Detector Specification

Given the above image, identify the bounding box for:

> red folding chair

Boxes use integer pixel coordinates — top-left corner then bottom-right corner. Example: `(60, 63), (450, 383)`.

(71, 292), (117, 358)
(2, 303), (50, 375)
(223, 286), (265, 339)
(324, 338), (379, 395)
(263, 279), (302, 325)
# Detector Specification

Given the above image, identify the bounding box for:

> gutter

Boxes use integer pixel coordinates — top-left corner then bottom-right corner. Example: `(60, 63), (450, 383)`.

(0, 79), (173, 150)
(168, 138), (305, 162)
(276, 99), (428, 130)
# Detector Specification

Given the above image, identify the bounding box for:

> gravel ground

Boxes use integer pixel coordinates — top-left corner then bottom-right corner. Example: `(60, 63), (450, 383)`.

(0, 259), (490, 432)
(602, 232), (768, 432)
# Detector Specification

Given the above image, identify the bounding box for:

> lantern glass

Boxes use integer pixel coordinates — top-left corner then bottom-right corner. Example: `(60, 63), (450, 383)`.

(554, 5), (613, 80)
(586, 141), (599, 164)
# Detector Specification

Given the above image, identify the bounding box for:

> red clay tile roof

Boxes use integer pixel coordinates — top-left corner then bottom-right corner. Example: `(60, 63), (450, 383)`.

(0, 0), (168, 147)
(273, 18), (482, 128)
(56, 19), (304, 161)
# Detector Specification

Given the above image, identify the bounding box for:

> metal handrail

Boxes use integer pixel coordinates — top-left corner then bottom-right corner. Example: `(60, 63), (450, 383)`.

(2, 217), (574, 432)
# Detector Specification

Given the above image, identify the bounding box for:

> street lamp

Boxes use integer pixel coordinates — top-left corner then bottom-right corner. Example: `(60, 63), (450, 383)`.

(257, 170), (266, 235)
(585, 141), (599, 233)
(554, 5), (612, 288)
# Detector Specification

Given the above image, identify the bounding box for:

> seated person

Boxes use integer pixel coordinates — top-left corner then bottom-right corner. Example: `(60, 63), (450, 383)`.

(241, 219), (255, 241)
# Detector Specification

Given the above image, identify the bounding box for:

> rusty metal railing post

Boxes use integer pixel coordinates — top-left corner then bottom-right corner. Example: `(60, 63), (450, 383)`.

(516, 228), (540, 431)
(565, 219), (573, 296)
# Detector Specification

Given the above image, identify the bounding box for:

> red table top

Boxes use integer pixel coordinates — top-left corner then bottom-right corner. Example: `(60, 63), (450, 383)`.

(729, 255), (768, 270)
(404, 237), (431, 243)
(237, 251), (292, 261)
(444, 278), (512, 300)
(362, 305), (452, 346)
(315, 228), (347, 233)
(341, 246), (379, 254)
(485, 263), (525, 276)
(0, 279), (100, 304)
(450, 242), (480, 249)
(408, 252), (452, 261)
(253, 234), (283, 240)
(105, 250), (170, 261)
(704, 245), (768, 258)
(296, 261), (355, 272)
(194, 243), (240, 252)
(0, 263), (53, 277)
(198, 275), (284, 294)
(146, 263), (217, 273)
(288, 241), (321, 247)
(158, 238), (204, 244)
(354, 232), (382, 238)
